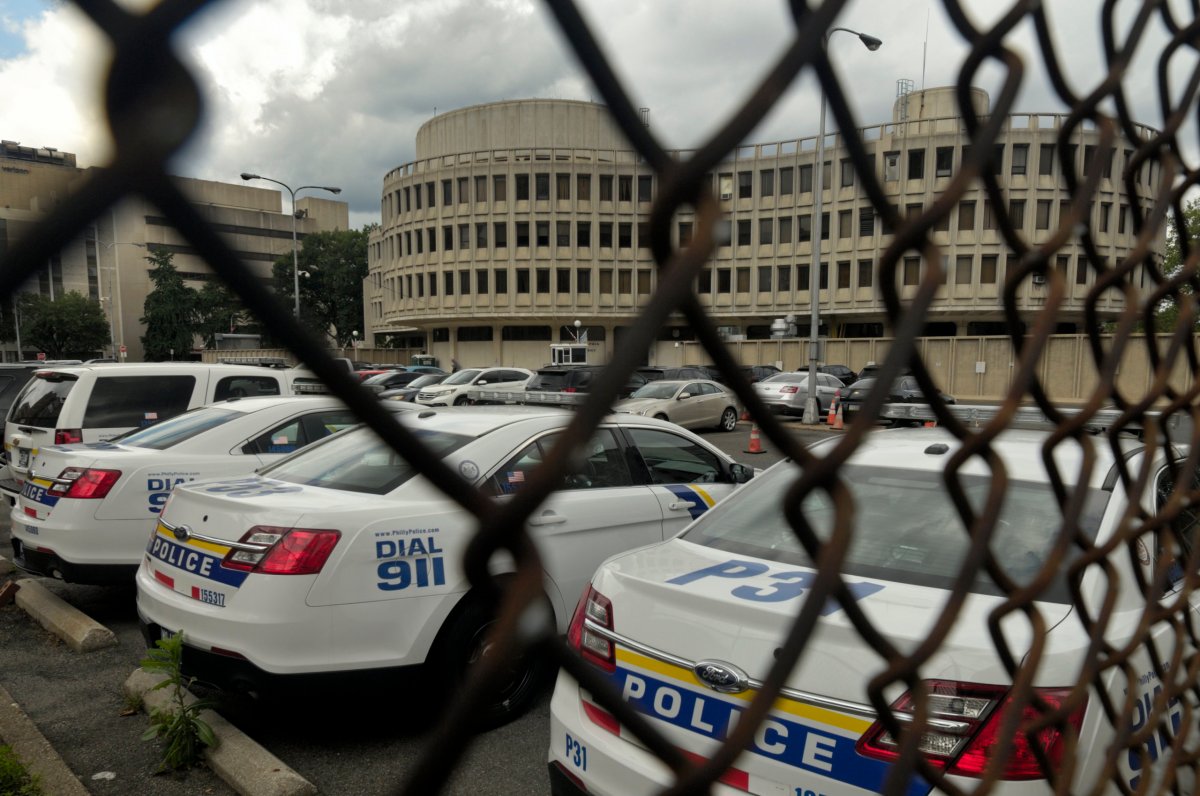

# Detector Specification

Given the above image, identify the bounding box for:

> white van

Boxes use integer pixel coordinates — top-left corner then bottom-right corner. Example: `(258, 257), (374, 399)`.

(1, 363), (317, 500)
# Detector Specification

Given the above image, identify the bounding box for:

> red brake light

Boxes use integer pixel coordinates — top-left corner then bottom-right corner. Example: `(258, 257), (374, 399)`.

(781, 386), (799, 394)
(563, 387), (577, 393)
(54, 429), (82, 444)
(49, 467), (121, 499)
(221, 525), (340, 575)
(567, 584), (614, 672)
(856, 681), (1086, 781)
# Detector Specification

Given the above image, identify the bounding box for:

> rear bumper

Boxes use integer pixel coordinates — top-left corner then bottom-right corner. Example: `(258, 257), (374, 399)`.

(9, 537), (137, 584)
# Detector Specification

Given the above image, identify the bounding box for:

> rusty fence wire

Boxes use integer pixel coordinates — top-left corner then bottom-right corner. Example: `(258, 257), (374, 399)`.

(5, 0), (1200, 793)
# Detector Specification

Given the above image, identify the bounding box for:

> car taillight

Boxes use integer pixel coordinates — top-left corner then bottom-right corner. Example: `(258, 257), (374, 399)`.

(856, 681), (1086, 781)
(567, 584), (615, 672)
(48, 467), (121, 499)
(781, 386), (799, 394)
(54, 429), (82, 444)
(221, 525), (341, 575)
(563, 387), (577, 393)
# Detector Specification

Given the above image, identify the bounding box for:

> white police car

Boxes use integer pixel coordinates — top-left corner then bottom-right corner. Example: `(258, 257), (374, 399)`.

(549, 411), (1200, 794)
(10, 396), (361, 584)
(134, 406), (754, 726)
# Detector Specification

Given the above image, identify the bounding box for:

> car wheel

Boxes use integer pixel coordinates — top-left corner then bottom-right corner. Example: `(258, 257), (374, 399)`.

(454, 395), (471, 406)
(434, 597), (549, 729)
(654, 413), (669, 421)
(718, 407), (738, 432)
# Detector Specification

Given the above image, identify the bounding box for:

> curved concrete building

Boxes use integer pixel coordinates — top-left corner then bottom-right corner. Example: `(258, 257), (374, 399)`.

(367, 91), (1161, 367)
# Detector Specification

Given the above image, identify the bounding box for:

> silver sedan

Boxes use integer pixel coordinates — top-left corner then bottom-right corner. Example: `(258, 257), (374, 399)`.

(753, 371), (845, 417)
(614, 379), (740, 431)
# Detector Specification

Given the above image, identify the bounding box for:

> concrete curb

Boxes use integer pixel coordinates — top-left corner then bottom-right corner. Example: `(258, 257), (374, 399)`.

(125, 669), (317, 796)
(0, 682), (90, 795)
(14, 578), (118, 653)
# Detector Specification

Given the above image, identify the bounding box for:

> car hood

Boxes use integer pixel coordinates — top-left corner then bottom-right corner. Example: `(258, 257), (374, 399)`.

(614, 398), (669, 414)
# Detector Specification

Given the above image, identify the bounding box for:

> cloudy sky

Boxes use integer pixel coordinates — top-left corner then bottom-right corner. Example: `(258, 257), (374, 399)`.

(0, 0), (1192, 229)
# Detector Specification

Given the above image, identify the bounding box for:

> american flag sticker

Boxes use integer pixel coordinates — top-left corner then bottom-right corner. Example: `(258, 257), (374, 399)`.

(145, 412), (158, 420)
(273, 436), (289, 445)
(507, 471), (525, 483)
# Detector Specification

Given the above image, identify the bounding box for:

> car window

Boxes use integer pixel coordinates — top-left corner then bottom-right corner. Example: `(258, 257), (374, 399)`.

(83, 376), (196, 428)
(490, 429), (632, 494)
(682, 463), (1110, 603)
(8, 373), (77, 426)
(117, 406), (241, 450)
(630, 382), (679, 400)
(242, 411), (358, 455)
(1154, 464), (1199, 590)
(213, 375), (282, 401)
(625, 427), (725, 485)
(442, 369), (481, 386)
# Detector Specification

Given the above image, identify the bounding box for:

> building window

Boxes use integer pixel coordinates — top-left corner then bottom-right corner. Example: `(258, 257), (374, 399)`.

(536, 221), (550, 247)
(798, 214), (812, 242)
(737, 220), (751, 247)
(599, 222), (613, 248)
(577, 173), (591, 201)
(908, 148), (925, 180)
(516, 174), (530, 201)
(457, 327), (493, 342)
(427, 228), (437, 253)
(858, 259), (873, 288)
(442, 179), (453, 206)
(822, 161), (831, 190)
(494, 175), (507, 202)
(427, 273), (436, 296)
(1039, 143), (1054, 176)
(637, 222), (650, 250)
(476, 269), (488, 294)
(618, 269), (632, 294)
(799, 164), (813, 193)
(1036, 199), (1052, 230)
(535, 173), (550, 201)
(956, 255), (973, 285)
(933, 210), (950, 233)
(698, 269), (712, 293)
(516, 222), (530, 248)
(819, 262), (828, 290)
(779, 216), (793, 244)
(777, 265), (792, 291)
(1083, 145), (1096, 177)
(983, 202), (996, 230)
(600, 175), (613, 201)
(736, 267), (750, 293)
(495, 269), (507, 294)
(1011, 144), (1029, 176)
(443, 226), (453, 251)
(516, 268), (530, 293)
(600, 269), (613, 293)
(678, 221), (692, 246)
(758, 266), (772, 292)
(473, 223), (485, 249)
(859, 207), (874, 237)
(992, 143), (1004, 175)
(556, 221), (570, 247)
(838, 210), (852, 239)
(577, 268), (591, 293)
(840, 159), (854, 188)
(1076, 258), (1088, 284)
(958, 201), (976, 232)
(980, 255), (998, 284)
(798, 264), (809, 291)
(577, 221), (591, 247)
(414, 185), (422, 210)
(935, 146), (953, 177)
(637, 175), (652, 202)
(1056, 255), (1071, 283)
(618, 175), (633, 202)
(474, 175), (487, 203)
(1009, 199), (1025, 228)
(719, 173), (733, 200)
(883, 151), (900, 181)
(1100, 202), (1111, 233)
(903, 257), (920, 286)
(536, 268), (550, 293)
(759, 218), (773, 245)
(637, 270), (651, 294)
(760, 169), (775, 197)
(821, 212), (830, 240)
(457, 177), (468, 204)
(780, 167), (794, 195)
(459, 270), (471, 295)
(717, 268), (731, 293)
(556, 173), (571, 201)
(618, 222), (632, 248)
(738, 171), (753, 199)
(494, 222), (507, 248)
(444, 272), (454, 296)
(1119, 204), (1128, 234)
(837, 261), (851, 289)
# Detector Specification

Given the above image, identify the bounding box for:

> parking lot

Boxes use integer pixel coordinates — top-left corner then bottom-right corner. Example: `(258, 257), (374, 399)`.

(0, 419), (827, 795)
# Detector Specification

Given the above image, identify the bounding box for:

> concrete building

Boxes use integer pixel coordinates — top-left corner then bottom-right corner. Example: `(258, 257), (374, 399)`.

(366, 90), (1162, 369)
(0, 141), (349, 362)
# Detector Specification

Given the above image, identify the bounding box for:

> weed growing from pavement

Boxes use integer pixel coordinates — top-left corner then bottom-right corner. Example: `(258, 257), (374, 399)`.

(0, 744), (41, 795)
(139, 632), (219, 772)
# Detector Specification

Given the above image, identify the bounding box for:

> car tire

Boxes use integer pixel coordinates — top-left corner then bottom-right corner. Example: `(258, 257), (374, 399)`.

(454, 395), (471, 406)
(654, 413), (669, 421)
(718, 407), (738, 432)
(433, 596), (549, 729)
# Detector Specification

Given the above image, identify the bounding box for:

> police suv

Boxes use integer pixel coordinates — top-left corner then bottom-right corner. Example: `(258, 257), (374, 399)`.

(134, 406), (754, 726)
(11, 397), (360, 584)
(549, 408), (1200, 795)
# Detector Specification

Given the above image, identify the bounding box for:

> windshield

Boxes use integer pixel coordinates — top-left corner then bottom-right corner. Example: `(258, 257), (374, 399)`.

(407, 374), (444, 389)
(363, 371), (404, 386)
(261, 425), (471, 495)
(630, 382), (679, 400)
(682, 463), (1111, 603)
(441, 369), (481, 386)
(116, 406), (241, 450)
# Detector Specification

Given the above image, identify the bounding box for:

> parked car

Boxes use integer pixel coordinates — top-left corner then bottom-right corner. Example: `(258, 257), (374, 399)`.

(549, 421), (1192, 794)
(699, 365), (781, 385)
(615, 380), (740, 432)
(752, 371), (844, 417)
(415, 367), (533, 406)
(9, 396), (369, 585)
(379, 373), (448, 401)
(2, 363), (314, 501)
(635, 366), (710, 383)
(407, 365), (447, 375)
(818, 363), (858, 386)
(526, 365), (647, 400)
(840, 376), (956, 423)
(361, 370), (426, 394)
(135, 407), (755, 727)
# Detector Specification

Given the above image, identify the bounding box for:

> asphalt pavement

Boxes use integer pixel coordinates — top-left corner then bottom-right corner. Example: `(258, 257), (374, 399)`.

(0, 419), (831, 794)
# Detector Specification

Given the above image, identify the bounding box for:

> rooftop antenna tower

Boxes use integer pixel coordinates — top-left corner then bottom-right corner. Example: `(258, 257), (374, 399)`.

(896, 78), (914, 134)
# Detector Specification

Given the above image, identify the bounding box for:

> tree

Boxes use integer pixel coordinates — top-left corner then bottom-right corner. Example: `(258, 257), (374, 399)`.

(141, 250), (199, 361)
(18, 292), (110, 358)
(272, 228), (369, 345)
(195, 280), (255, 349)
(1156, 198), (1200, 333)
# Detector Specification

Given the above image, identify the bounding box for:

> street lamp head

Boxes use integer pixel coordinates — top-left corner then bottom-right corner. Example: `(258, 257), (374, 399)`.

(859, 33), (883, 51)
(325, 187), (342, 195)
(240, 173), (259, 181)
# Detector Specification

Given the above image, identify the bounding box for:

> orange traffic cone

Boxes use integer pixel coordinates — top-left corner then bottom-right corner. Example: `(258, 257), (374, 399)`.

(740, 408), (751, 421)
(744, 423), (767, 454)
(924, 419), (937, 428)
(826, 391), (840, 425)
(833, 403), (844, 431)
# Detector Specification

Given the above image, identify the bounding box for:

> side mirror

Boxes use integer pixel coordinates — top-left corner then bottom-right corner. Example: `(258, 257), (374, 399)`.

(730, 463), (754, 484)
(677, 392), (691, 400)
(477, 380), (488, 386)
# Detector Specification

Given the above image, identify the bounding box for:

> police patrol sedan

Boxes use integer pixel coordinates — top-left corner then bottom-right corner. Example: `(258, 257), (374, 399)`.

(11, 397), (360, 584)
(549, 411), (1199, 795)
(135, 406), (754, 726)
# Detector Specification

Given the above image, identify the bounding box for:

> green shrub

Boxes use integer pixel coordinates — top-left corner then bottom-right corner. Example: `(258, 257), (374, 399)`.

(0, 744), (42, 795)
(139, 632), (219, 772)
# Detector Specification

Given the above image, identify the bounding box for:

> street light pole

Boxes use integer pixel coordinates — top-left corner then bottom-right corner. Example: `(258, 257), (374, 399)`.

(802, 27), (882, 425)
(240, 173), (342, 319)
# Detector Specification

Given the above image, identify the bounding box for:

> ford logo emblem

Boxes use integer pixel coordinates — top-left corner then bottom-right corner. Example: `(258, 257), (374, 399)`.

(172, 525), (191, 542)
(693, 660), (749, 694)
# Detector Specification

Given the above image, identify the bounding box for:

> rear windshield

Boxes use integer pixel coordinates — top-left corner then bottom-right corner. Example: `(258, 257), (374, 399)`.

(83, 376), (196, 428)
(528, 371), (571, 391)
(261, 426), (471, 495)
(682, 463), (1111, 603)
(115, 406), (240, 450)
(8, 373), (77, 426)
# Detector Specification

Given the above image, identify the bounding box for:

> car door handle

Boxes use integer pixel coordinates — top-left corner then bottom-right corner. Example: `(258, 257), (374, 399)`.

(528, 512), (566, 526)
(668, 501), (696, 511)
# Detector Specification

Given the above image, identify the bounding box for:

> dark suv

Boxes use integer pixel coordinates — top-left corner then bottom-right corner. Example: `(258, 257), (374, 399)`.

(817, 364), (858, 386)
(526, 365), (646, 398)
(699, 364), (780, 384)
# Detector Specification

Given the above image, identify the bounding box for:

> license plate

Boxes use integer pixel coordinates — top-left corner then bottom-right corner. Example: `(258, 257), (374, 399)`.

(16, 449), (29, 468)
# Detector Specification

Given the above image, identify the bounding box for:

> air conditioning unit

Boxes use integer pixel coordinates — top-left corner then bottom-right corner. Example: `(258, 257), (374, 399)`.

(1032, 273), (1047, 285)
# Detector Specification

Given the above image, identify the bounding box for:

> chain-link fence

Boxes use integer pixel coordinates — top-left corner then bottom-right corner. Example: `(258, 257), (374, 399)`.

(5, 0), (1200, 793)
